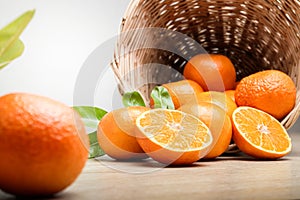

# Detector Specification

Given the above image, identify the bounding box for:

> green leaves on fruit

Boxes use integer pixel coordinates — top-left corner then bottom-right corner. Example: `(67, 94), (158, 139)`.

(150, 86), (175, 109)
(122, 91), (146, 107)
(73, 106), (107, 158)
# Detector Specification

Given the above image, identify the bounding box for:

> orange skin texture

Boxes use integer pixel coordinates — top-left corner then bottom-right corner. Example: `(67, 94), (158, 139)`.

(235, 70), (296, 120)
(0, 93), (89, 196)
(178, 102), (232, 159)
(97, 106), (150, 160)
(150, 80), (204, 109)
(195, 91), (237, 119)
(183, 54), (236, 91)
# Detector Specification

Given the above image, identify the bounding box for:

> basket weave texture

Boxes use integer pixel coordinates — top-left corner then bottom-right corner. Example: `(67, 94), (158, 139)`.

(111, 0), (300, 129)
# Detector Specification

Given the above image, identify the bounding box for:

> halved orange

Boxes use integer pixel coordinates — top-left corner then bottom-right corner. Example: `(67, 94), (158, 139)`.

(232, 106), (292, 159)
(135, 109), (213, 165)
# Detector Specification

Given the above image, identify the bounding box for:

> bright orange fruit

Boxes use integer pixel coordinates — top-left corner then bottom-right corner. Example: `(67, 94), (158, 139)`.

(97, 106), (150, 160)
(232, 106), (292, 159)
(183, 54), (236, 91)
(0, 93), (89, 196)
(178, 102), (232, 159)
(135, 109), (213, 165)
(225, 90), (236, 103)
(235, 70), (296, 120)
(150, 79), (204, 109)
(195, 91), (237, 119)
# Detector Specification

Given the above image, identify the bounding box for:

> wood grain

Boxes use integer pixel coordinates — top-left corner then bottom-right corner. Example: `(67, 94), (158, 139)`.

(1, 132), (300, 199)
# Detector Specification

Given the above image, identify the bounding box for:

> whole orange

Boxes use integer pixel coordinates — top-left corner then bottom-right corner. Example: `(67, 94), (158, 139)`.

(195, 91), (237, 119)
(183, 54), (236, 91)
(97, 106), (150, 160)
(150, 80), (204, 109)
(235, 70), (296, 120)
(178, 102), (232, 159)
(0, 93), (89, 196)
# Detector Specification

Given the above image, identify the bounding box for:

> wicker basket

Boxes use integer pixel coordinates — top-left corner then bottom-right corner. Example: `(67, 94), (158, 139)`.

(111, 0), (300, 130)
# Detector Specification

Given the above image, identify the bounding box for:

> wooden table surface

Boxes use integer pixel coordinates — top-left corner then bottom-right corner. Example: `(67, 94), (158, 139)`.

(1, 132), (300, 200)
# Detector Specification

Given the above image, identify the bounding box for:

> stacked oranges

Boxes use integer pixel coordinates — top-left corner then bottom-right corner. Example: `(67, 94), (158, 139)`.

(97, 53), (296, 165)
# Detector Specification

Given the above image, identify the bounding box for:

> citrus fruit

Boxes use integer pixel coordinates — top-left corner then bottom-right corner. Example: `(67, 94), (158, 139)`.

(183, 54), (236, 91)
(150, 79), (204, 109)
(178, 102), (232, 159)
(235, 70), (296, 120)
(232, 106), (292, 159)
(195, 91), (237, 118)
(135, 109), (213, 165)
(225, 90), (236, 102)
(0, 93), (89, 196)
(97, 106), (150, 160)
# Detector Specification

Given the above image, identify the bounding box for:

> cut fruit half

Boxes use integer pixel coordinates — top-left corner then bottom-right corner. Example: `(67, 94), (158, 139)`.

(135, 109), (213, 165)
(232, 106), (292, 159)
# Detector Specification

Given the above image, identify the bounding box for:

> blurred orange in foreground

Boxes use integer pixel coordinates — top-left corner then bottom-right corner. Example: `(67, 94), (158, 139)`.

(135, 109), (213, 165)
(0, 93), (89, 196)
(97, 106), (149, 160)
(232, 106), (292, 159)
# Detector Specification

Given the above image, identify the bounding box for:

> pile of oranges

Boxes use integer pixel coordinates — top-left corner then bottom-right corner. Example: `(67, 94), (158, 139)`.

(98, 54), (295, 165)
(0, 54), (295, 197)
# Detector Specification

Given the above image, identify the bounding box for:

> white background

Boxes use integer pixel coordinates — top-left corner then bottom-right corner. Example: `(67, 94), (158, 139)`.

(0, 1), (299, 131)
(0, 0), (131, 111)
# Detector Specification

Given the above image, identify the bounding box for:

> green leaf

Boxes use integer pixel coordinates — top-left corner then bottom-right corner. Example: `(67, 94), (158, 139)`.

(0, 10), (35, 69)
(73, 106), (107, 133)
(88, 131), (105, 158)
(73, 106), (107, 159)
(122, 91), (146, 107)
(150, 86), (175, 109)
(0, 39), (24, 69)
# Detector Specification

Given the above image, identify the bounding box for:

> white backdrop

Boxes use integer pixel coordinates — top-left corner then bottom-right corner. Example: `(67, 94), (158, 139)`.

(0, 0), (131, 111)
